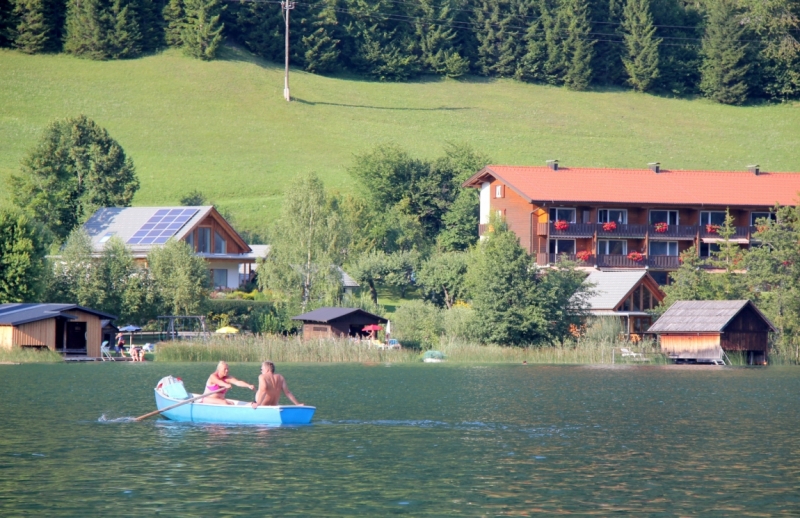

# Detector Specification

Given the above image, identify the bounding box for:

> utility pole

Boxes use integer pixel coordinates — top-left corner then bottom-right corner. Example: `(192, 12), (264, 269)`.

(282, 0), (295, 102)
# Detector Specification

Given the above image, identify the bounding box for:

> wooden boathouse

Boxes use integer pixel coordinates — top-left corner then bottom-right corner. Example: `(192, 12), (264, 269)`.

(647, 300), (776, 364)
(0, 304), (117, 358)
(292, 308), (387, 339)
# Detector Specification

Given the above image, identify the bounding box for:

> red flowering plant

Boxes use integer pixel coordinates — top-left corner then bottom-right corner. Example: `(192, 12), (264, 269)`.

(602, 221), (617, 232)
(627, 251), (644, 262)
(576, 250), (591, 262)
(705, 224), (720, 234)
(553, 220), (570, 231)
(654, 222), (669, 233)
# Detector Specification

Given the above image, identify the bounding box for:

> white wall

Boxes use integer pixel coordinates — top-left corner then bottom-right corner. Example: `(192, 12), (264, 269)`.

(210, 262), (242, 289)
(480, 182), (490, 224)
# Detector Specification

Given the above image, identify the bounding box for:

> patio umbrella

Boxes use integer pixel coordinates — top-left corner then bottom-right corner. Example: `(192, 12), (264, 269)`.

(362, 324), (383, 332)
(119, 325), (142, 345)
(215, 326), (239, 334)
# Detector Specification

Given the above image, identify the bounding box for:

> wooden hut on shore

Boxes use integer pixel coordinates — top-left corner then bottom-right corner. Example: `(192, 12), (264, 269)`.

(291, 308), (387, 339)
(647, 300), (776, 364)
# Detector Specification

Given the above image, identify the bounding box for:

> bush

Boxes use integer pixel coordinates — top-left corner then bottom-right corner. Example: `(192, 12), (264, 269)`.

(201, 299), (279, 333)
(442, 305), (476, 342)
(391, 300), (442, 349)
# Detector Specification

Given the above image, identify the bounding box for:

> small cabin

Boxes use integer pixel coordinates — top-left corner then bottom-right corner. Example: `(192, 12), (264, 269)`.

(291, 308), (387, 339)
(647, 300), (776, 364)
(0, 304), (117, 357)
(580, 270), (665, 337)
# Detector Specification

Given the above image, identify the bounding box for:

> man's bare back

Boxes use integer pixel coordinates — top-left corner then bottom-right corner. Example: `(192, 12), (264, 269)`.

(252, 361), (303, 407)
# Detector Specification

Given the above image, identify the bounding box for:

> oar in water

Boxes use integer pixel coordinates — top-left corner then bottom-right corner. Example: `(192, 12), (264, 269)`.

(134, 387), (226, 422)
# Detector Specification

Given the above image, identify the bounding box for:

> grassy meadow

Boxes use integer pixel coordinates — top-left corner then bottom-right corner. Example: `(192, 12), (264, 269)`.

(2, 45), (800, 234)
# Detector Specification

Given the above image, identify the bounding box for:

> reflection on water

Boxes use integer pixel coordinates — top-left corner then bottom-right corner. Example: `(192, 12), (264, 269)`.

(1, 363), (799, 515)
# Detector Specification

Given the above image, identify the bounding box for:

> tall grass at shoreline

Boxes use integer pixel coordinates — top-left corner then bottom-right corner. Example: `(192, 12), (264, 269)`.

(0, 348), (64, 363)
(155, 334), (670, 364)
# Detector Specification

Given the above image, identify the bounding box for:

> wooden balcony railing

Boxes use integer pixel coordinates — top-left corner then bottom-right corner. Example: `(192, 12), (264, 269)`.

(648, 255), (681, 269)
(549, 222), (595, 237)
(595, 224), (648, 238)
(479, 223), (489, 236)
(699, 226), (750, 240)
(537, 222), (548, 236)
(548, 253), (594, 265)
(648, 224), (697, 240)
(596, 254), (646, 268)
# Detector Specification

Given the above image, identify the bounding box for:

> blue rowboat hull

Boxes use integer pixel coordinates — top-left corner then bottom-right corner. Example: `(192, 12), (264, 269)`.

(154, 390), (315, 425)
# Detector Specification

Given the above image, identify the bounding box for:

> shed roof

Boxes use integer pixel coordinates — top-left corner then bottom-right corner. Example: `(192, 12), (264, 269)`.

(582, 270), (649, 311)
(647, 300), (777, 333)
(463, 166), (800, 207)
(291, 307), (387, 324)
(0, 304), (117, 326)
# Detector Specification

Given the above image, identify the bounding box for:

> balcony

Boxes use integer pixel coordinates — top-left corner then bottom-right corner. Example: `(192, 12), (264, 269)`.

(595, 223), (648, 238)
(549, 222), (595, 238)
(596, 254), (646, 268)
(700, 225), (750, 240)
(648, 255), (680, 269)
(648, 224), (697, 240)
(545, 253), (594, 266)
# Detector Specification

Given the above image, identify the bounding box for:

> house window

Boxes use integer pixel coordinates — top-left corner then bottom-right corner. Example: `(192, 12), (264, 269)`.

(495, 185), (504, 198)
(700, 242), (721, 257)
(214, 231), (226, 254)
(212, 269), (228, 289)
(751, 212), (776, 226)
(549, 208), (576, 223)
(644, 288), (653, 310)
(185, 231), (194, 251)
(597, 209), (627, 224)
(597, 240), (627, 255)
(649, 210), (678, 225)
(633, 286), (642, 311)
(198, 228), (211, 253)
(649, 241), (678, 256)
(549, 239), (575, 255)
(700, 211), (726, 226)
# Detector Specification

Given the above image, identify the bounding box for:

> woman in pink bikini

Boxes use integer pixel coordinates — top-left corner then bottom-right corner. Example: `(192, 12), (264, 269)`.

(203, 361), (254, 405)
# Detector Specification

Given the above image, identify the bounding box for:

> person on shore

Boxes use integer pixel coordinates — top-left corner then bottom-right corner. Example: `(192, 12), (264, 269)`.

(251, 361), (303, 408)
(115, 333), (126, 358)
(203, 361), (254, 405)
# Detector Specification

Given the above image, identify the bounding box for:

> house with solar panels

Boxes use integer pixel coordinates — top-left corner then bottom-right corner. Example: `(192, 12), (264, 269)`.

(82, 206), (262, 290)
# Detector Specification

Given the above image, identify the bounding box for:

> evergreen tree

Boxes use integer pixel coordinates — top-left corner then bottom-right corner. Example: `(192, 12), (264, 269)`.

(700, 0), (750, 105)
(180, 0), (223, 60)
(138, 0), (164, 51)
(12, 115), (139, 242)
(414, 0), (468, 77)
(0, 210), (47, 303)
(13, 0), (51, 53)
(162, 0), (182, 46)
(591, 0), (625, 85)
(0, 0), (15, 47)
(473, 0), (530, 77)
(107, 0), (142, 58)
(621, 0), (661, 92)
(301, 0), (341, 74)
(560, 0), (594, 90)
(64, 0), (110, 58)
(543, 0), (568, 83)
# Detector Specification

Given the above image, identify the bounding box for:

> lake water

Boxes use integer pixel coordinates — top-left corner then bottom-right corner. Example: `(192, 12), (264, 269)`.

(1, 362), (799, 515)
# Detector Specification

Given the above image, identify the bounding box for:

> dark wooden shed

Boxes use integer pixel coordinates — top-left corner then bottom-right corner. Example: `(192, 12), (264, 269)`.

(291, 308), (388, 339)
(646, 300), (776, 364)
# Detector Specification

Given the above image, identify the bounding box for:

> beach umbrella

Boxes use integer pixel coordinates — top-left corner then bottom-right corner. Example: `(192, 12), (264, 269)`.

(362, 324), (383, 332)
(215, 326), (239, 334)
(119, 325), (142, 345)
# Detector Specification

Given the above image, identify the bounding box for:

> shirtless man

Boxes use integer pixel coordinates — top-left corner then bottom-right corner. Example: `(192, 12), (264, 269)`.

(251, 361), (303, 408)
(203, 361), (255, 405)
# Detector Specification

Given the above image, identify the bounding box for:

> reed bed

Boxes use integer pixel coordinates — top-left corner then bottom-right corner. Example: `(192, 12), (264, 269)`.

(155, 334), (668, 364)
(0, 348), (64, 363)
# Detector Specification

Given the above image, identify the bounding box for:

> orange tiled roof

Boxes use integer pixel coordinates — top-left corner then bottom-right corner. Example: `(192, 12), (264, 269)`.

(464, 166), (800, 207)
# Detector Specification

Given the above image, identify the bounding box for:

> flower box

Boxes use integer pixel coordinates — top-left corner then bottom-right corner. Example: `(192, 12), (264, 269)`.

(653, 222), (669, 233)
(627, 251), (644, 262)
(602, 221), (617, 232)
(553, 220), (570, 231)
(576, 250), (591, 262)
(705, 224), (720, 234)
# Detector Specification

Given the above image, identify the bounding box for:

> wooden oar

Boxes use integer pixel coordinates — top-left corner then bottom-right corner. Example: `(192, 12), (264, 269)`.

(134, 387), (226, 421)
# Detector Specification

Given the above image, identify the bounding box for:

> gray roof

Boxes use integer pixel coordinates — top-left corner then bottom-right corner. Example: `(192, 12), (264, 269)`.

(82, 206), (213, 255)
(0, 304), (117, 326)
(337, 267), (360, 288)
(647, 300), (777, 333)
(581, 270), (648, 311)
(291, 307), (387, 323)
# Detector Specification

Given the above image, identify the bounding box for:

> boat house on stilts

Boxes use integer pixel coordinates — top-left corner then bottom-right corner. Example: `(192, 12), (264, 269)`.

(647, 300), (776, 365)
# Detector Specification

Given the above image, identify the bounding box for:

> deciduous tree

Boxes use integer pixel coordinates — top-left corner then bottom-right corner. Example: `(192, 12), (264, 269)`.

(148, 238), (210, 315)
(0, 210), (47, 303)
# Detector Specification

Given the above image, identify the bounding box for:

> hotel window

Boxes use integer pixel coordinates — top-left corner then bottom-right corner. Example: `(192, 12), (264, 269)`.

(649, 210), (678, 225)
(214, 231), (227, 254)
(549, 239), (575, 255)
(185, 231), (194, 251)
(597, 240), (627, 255)
(597, 209), (627, 224)
(700, 243), (721, 257)
(751, 212), (776, 226)
(495, 185), (504, 198)
(212, 269), (228, 289)
(549, 208), (576, 223)
(198, 228), (211, 253)
(700, 211), (726, 226)
(649, 241), (678, 256)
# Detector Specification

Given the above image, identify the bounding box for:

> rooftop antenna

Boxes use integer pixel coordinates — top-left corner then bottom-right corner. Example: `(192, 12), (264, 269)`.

(282, 0), (296, 102)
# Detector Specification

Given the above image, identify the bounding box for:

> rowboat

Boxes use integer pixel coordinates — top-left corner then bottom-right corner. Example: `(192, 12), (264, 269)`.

(153, 376), (315, 425)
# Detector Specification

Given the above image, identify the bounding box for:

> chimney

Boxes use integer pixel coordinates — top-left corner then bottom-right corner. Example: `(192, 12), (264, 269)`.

(648, 162), (660, 173)
(747, 164), (760, 175)
(546, 159), (559, 171)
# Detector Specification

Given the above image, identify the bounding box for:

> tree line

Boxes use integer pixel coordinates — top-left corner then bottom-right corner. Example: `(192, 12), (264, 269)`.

(1, 0), (799, 104)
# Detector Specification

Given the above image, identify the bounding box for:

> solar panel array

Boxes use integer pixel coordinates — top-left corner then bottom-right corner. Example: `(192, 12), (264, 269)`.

(126, 208), (199, 245)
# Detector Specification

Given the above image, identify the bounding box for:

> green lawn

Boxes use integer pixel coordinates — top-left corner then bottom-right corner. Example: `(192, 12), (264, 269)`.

(2, 45), (800, 234)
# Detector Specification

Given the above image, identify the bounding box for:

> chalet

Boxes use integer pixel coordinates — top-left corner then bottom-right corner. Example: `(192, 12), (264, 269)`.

(647, 300), (776, 365)
(0, 304), (117, 357)
(291, 308), (387, 339)
(581, 270), (664, 337)
(463, 162), (800, 284)
(82, 206), (262, 290)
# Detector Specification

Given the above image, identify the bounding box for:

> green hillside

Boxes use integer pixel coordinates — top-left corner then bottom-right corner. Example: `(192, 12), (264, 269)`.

(2, 45), (799, 235)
